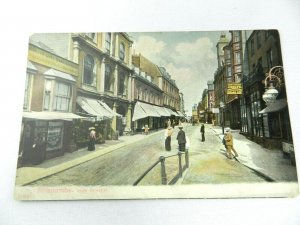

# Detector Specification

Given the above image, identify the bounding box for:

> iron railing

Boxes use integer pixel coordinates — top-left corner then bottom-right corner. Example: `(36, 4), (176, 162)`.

(133, 151), (189, 186)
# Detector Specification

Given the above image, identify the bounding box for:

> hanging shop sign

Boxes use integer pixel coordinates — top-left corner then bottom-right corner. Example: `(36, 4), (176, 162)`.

(227, 83), (243, 95)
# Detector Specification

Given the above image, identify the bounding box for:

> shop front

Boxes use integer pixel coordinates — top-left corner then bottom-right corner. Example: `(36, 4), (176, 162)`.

(19, 112), (85, 167)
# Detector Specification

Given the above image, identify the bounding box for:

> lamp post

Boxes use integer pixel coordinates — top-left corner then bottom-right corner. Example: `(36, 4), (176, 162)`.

(219, 101), (225, 134)
(262, 66), (283, 104)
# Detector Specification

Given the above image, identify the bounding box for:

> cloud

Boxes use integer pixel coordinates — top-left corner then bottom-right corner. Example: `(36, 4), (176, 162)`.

(163, 38), (217, 113)
(132, 35), (166, 59)
(131, 34), (218, 114)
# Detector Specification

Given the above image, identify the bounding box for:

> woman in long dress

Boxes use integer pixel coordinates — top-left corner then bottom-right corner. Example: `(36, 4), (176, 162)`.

(165, 126), (173, 151)
(88, 127), (96, 151)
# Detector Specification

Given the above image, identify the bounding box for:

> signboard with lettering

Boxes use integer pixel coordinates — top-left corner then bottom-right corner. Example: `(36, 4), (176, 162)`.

(28, 44), (78, 76)
(227, 83), (243, 95)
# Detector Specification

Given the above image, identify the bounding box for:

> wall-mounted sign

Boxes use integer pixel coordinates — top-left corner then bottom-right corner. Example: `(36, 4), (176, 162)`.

(28, 44), (78, 76)
(227, 83), (243, 95)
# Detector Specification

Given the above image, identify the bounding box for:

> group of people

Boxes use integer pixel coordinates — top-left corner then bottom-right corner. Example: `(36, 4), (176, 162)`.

(88, 122), (238, 160)
(164, 120), (188, 152)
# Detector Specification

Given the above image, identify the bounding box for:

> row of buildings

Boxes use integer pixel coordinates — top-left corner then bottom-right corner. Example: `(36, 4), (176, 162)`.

(197, 30), (294, 155)
(19, 33), (185, 166)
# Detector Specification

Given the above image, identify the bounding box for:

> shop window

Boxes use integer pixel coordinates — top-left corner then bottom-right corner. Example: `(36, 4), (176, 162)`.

(250, 91), (263, 137)
(267, 49), (273, 69)
(105, 65), (112, 91)
(47, 121), (64, 151)
(119, 43), (125, 61)
(54, 82), (71, 112)
(83, 54), (95, 85)
(105, 33), (111, 53)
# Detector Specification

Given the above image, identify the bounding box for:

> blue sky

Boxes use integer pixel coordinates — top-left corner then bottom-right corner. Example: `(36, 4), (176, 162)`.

(129, 31), (230, 114)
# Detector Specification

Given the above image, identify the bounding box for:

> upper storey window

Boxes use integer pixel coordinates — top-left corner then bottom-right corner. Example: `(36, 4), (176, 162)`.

(83, 54), (95, 85)
(105, 33), (111, 53)
(119, 43), (125, 61)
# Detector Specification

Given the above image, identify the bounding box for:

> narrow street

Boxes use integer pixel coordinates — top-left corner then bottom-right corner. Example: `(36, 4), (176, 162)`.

(30, 124), (267, 186)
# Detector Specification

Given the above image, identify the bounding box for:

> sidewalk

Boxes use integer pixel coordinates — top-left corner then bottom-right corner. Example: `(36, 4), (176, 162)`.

(15, 129), (165, 186)
(211, 126), (298, 182)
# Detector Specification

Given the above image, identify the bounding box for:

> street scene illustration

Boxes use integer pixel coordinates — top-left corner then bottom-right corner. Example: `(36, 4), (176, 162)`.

(15, 31), (298, 199)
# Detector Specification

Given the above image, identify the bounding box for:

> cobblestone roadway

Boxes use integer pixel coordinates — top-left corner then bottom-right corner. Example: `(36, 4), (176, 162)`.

(30, 124), (266, 186)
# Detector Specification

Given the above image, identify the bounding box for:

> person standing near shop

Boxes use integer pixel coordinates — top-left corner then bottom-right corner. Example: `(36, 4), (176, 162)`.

(164, 126), (173, 151)
(200, 123), (205, 142)
(176, 125), (186, 152)
(88, 127), (96, 151)
(224, 127), (238, 159)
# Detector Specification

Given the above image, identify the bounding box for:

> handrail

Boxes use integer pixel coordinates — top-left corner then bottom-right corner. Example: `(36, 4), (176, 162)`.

(133, 150), (189, 186)
(133, 158), (162, 186)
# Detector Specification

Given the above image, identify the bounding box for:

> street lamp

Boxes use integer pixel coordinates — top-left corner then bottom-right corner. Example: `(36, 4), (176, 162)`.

(219, 101), (225, 134)
(262, 66), (283, 104)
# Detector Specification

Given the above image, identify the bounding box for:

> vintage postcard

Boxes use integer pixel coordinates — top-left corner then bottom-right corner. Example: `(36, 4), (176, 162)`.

(14, 30), (298, 200)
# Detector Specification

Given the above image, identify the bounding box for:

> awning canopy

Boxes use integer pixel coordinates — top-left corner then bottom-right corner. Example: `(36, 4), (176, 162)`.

(259, 99), (288, 114)
(76, 96), (118, 120)
(22, 111), (87, 121)
(176, 111), (185, 117)
(138, 102), (160, 117)
(44, 68), (76, 82)
(165, 108), (177, 116)
(132, 102), (147, 121)
(132, 101), (161, 121)
(153, 105), (171, 117)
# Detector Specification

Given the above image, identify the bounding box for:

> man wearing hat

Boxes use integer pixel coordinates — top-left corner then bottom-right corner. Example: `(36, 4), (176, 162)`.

(176, 125), (186, 152)
(88, 127), (96, 151)
(224, 127), (238, 159)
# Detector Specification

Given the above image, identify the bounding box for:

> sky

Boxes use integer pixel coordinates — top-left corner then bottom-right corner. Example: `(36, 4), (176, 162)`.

(128, 31), (230, 115)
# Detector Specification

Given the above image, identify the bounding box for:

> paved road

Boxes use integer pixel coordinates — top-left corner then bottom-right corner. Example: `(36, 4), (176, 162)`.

(30, 124), (267, 186)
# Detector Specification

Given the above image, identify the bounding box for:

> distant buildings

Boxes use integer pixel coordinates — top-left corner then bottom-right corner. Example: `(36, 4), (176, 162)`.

(201, 30), (292, 153)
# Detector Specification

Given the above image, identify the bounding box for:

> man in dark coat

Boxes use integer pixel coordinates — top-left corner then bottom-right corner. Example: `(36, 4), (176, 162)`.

(200, 124), (205, 142)
(176, 125), (186, 152)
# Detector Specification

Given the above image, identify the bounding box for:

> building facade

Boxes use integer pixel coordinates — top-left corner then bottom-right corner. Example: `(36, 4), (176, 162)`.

(243, 30), (291, 150)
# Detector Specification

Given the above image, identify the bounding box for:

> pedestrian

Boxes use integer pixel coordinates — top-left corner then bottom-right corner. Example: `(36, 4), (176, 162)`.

(144, 125), (149, 135)
(200, 123), (205, 142)
(176, 125), (186, 152)
(164, 126), (173, 151)
(224, 127), (238, 159)
(88, 127), (96, 151)
(31, 133), (46, 165)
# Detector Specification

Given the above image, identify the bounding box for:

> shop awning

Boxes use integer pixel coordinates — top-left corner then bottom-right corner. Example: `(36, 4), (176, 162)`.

(259, 99), (288, 114)
(22, 111), (87, 121)
(153, 105), (171, 117)
(98, 101), (122, 118)
(176, 111), (185, 117)
(138, 102), (160, 117)
(76, 96), (116, 120)
(132, 101), (161, 121)
(44, 68), (76, 82)
(132, 102), (147, 121)
(165, 108), (179, 116)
